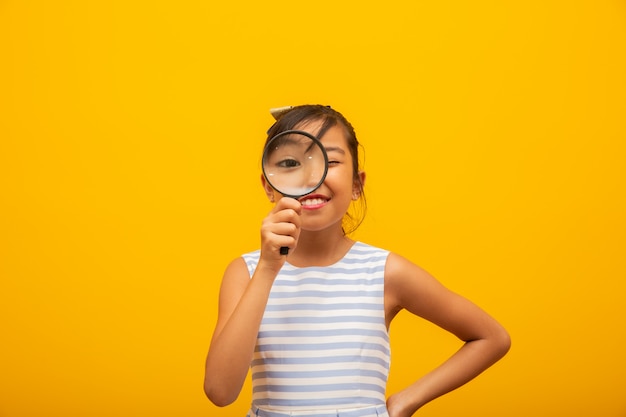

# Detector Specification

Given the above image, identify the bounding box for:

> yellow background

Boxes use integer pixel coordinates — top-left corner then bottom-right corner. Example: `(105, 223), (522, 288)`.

(1, 1), (625, 416)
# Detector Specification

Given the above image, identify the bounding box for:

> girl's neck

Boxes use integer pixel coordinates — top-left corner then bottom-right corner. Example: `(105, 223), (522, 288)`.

(287, 227), (355, 267)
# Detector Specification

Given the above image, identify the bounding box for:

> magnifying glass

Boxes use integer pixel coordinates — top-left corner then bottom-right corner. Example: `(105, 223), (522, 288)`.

(262, 129), (329, 255)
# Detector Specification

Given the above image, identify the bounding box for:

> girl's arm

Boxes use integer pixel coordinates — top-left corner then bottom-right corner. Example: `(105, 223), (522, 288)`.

(384, 253), (511, 417)
(203, 257), (275, 406)
(204, 198), (302, 406)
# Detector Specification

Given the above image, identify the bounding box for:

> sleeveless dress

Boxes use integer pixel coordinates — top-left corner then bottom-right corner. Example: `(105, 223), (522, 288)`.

(242, 242), (391, 417)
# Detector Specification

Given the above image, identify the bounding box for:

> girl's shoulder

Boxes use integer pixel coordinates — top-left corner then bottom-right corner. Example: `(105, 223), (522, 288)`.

(384, 251), (431, 283)
(241, 249), (261, 276)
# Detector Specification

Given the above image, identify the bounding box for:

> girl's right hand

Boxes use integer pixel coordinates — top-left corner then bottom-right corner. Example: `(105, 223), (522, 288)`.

(259, 197), (302, 272)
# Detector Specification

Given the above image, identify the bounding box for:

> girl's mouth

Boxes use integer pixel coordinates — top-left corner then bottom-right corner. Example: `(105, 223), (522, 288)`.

(299, 195), (329, 209)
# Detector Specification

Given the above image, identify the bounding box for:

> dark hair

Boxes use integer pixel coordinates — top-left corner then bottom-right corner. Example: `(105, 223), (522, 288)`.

(265, 105), (366, 235)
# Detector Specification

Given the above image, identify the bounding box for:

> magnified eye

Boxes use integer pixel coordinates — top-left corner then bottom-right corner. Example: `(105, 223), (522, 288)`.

(277, 158), (300, 168)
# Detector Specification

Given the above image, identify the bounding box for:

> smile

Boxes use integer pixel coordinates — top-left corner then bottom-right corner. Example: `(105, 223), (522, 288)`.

(300, 195), (329, 208)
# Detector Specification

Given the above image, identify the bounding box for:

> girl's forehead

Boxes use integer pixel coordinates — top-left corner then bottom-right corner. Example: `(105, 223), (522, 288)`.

(319, 127), (349, 150)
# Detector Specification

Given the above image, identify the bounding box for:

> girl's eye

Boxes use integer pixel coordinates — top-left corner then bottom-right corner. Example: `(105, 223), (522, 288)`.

(328, 160), (340, 166)
(277, 158), (300, 168)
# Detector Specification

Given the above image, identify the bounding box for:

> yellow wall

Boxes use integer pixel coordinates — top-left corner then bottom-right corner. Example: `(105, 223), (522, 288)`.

(1, 1), (625, 416)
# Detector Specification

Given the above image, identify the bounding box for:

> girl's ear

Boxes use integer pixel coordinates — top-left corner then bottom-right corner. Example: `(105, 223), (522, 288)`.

(352, 171), (366, 200)
(260, 174), (276, 203)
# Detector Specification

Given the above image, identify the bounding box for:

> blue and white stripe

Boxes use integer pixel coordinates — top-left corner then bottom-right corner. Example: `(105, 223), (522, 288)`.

(242, 242), (390, 413)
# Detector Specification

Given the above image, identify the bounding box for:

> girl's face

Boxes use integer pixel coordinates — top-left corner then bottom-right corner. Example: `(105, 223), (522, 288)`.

(263, 120), (364, 234)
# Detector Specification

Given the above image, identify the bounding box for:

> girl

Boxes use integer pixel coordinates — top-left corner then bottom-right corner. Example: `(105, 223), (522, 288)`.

(204, 105), (510, 417)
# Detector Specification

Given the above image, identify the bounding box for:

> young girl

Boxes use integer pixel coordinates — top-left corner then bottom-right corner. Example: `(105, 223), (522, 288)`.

(204, 105), (510, 417)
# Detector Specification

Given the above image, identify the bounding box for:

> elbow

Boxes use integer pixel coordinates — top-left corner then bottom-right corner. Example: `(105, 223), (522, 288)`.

(204, 379), (238, 407)
(467, 323), (511, 361)
(493, 325), (512, 359)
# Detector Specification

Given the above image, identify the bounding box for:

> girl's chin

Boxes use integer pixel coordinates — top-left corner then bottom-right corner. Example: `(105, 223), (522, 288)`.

(300, 220), (344, 234)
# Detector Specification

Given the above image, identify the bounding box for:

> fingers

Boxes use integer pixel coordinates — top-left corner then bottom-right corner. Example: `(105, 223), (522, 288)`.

(271, 197), (302, 216)
(261, 198), (302, 259)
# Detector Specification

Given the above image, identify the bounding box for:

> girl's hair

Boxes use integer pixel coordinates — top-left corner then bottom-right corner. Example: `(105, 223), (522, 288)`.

(265, 105), (366, 235)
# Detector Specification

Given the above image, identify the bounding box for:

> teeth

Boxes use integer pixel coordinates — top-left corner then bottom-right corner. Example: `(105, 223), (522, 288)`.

(302, 198), (326, 206)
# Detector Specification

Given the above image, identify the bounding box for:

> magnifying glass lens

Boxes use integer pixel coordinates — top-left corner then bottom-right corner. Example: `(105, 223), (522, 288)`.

(262, 131), (328, 199)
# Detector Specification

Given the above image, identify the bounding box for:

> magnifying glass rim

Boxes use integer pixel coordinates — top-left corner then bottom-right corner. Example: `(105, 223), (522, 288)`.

(262, 129), (329, 199)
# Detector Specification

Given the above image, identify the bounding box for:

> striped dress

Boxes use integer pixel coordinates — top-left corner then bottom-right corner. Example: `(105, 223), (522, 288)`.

(242, 242), (391, 417)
